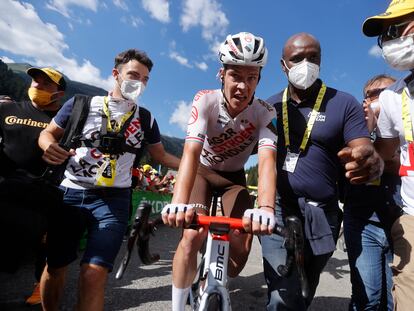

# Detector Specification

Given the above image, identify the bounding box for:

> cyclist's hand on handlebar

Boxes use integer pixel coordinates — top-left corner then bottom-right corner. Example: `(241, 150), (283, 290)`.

(161, 203), (194, 228)
(42, 142), (75, 165)
(242, 207), (275, 235)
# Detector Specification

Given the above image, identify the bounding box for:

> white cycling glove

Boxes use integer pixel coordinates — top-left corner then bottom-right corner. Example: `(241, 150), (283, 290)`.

(243, 208), (276, 228)
(161, 203), (193, 215)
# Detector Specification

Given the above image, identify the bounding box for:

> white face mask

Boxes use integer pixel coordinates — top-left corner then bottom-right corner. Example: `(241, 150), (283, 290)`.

(282, 59), (320, 90)
(382, 34), (414, 71)
(119, 78), (145, 101)
(370, 100), (380, 111)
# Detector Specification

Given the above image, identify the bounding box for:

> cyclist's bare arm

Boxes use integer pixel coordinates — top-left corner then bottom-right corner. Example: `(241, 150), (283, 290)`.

(258, 148), (277, 228)
(258, 148), (277, 210)
(162, 141), (202, 227)
(243, 147), (277, 235)
(147, 143), (180, 170)
(38, 120), (75, 165)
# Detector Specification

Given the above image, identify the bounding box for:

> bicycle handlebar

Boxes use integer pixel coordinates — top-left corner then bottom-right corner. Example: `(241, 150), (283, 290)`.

(188, 214), (309, 299)
(116, 209), (309, 299)
(188, 214), (284, 236)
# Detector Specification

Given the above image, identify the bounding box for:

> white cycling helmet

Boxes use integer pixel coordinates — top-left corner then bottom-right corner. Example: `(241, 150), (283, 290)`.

(218, 32), (268, 67)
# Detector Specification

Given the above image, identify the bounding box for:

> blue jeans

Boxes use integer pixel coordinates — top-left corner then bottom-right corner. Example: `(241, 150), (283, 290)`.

(47, 187), (131, 270)
(261, 204), (342, 310)
(343, 214), (393, 311)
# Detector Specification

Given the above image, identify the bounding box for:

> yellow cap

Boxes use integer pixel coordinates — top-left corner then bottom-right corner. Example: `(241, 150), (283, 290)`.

(26, 67), (66, 90)
(363, 0), (414, 37)
(142, 164), (152, 173)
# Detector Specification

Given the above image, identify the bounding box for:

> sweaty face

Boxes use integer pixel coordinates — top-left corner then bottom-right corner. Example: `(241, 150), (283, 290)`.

(281, 35), (321, 72)
(221, 65), (260, 118)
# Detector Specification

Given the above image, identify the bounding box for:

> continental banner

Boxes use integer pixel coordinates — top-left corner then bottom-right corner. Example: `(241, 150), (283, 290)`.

(131, 190), (172, 220)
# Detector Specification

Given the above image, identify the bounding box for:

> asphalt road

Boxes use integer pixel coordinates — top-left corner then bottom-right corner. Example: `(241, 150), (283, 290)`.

(0, 224), (351, 310)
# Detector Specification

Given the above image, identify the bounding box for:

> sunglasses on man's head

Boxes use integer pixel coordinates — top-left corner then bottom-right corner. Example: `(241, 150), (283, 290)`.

(364, 87), (386, 100)
(377, 20), (412, 48)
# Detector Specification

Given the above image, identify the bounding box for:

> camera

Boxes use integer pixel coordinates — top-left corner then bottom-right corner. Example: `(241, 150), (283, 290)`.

(99, 131), (125, 154)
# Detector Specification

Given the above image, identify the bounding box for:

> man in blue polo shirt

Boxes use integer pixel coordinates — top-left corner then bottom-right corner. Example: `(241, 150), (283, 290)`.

(261, 32), (383, 310)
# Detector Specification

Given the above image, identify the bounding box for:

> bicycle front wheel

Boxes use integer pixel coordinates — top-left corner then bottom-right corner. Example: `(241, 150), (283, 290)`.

(206, 293), (222, 311)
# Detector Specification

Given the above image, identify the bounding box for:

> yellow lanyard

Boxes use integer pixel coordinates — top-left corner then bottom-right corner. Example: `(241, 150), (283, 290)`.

(102, 97), (136, 132)
(402, 88), (414, 142)
(282, 83), (327, 152)
(96, 97), (136, 187)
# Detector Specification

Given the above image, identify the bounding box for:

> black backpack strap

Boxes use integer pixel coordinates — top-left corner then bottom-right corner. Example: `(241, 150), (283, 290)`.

(138, 107), (151, 144)
(41, 95), (91, 185)
(60, 94), (92, 148)
(132, 107), (152, 167)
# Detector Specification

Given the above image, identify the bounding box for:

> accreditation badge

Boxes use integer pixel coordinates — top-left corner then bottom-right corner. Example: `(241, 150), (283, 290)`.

(95, 156), (116, 186)
(282, 151), (299, 173)
(366, 177), (381, 186)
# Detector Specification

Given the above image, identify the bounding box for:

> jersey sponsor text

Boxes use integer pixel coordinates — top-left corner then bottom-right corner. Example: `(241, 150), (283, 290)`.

(4, 116), (48, 128)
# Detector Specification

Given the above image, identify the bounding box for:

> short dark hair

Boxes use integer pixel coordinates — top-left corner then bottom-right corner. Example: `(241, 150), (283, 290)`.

(114, 49), (154, 72)
(363, 74), (396, 97)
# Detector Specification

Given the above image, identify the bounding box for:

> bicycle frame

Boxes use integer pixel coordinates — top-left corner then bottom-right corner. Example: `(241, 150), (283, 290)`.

(190, 216), (249, 311)
(189, 215), (309, 310)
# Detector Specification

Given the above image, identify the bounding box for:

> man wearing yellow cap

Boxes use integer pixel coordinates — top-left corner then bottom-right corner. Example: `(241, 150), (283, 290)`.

(0, 67), (66, 177)
(363, 1), (414, 309)
(0, 66), (66, 303)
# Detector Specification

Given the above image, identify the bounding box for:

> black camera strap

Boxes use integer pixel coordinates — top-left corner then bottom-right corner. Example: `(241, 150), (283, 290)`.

(62, 96), (151, 158)
(98, 102), (137, 154)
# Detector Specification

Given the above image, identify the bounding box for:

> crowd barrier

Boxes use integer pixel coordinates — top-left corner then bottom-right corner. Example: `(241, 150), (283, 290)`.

(79, 190), (172, 250)
(130, 190), (172, 222)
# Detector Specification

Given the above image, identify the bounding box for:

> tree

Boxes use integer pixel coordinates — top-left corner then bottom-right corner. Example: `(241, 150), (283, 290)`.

(246, 164), (258, 186)
(0, 60), (28, 101)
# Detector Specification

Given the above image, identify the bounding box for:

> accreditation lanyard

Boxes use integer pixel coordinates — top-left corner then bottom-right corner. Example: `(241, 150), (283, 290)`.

(95, 97), (136, 186)
(402, 88), (414, 142)
(102, 96), (135, 133)
(399, 88), (414, 177)
(282, 83), (327, 151)
(281, 84), (326, 173)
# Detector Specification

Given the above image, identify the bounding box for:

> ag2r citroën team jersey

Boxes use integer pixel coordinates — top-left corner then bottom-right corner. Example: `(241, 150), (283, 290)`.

(186, 89), (278, 172)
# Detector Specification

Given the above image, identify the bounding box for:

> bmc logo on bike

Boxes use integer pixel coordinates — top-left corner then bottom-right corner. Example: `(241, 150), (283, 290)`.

(214, 244), (226, 281)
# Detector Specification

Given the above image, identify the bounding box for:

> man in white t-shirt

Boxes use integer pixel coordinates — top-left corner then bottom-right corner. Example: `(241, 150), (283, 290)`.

(38, 49), (180, 310)
(363, 1), (414, 309)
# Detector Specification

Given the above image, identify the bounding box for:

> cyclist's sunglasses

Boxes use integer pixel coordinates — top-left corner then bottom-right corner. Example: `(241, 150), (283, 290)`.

(364, 87), (385, 100)
(377, 20), (412, 48)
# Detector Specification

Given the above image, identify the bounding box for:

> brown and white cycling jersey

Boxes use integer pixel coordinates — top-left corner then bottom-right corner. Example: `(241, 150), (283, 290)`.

(186, 89), (277, 172)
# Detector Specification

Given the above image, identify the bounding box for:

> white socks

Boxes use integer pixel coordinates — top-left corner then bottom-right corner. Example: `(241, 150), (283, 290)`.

(172, 284), (190, 311)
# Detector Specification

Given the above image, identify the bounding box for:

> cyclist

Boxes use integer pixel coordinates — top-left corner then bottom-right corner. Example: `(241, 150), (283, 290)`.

(161, 32), (278, 311)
